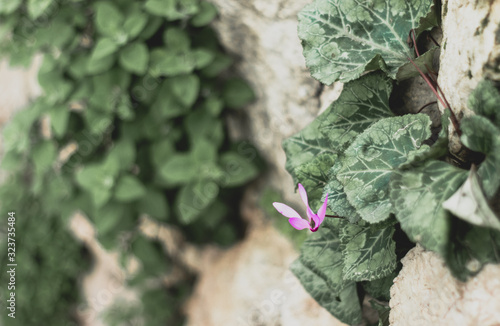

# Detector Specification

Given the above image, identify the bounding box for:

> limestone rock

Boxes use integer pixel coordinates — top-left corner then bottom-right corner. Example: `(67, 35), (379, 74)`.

(184, 224), (347, 326)
(438, 0), (500, 155)
(389, 245), (500, 325)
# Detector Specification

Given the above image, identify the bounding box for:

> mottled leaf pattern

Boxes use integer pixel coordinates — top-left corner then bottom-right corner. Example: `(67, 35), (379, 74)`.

(298, 219), (347, 293)
(390, 161), (468, 255)
(284, 72), (394, 211)
(340, 220), (396, 281)
(461, 115), (500, 198)
(468, 79), (500, 127)
(298, 0), (434, 83)
(336, 114), (431, 223)
(291, 260), (362, 325)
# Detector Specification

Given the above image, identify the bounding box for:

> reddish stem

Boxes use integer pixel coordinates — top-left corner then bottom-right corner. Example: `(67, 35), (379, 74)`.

(417, 101), (438, 113)
(325, 214), (344, 219)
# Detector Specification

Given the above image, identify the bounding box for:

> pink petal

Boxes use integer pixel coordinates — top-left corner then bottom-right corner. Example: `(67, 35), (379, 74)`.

(288, 217), (311, 230)
(273, 202), (302, 219)
(317, 194), (328, 225)
(298, 183), (309, 207)
(306, 206), (315, 223)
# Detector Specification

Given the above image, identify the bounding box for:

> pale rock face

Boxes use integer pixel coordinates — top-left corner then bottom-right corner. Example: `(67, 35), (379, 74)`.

(184, 224), (347, 326)
(438, 0), (500, 154)
(389, 245), (500, 325)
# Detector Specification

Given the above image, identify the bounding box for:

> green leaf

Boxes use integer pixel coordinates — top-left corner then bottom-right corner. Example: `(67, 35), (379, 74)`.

(86, 53), (116, 75)
(90, 38), (120, 61)
(201, 52), (233, 77)
(294, 154), (335, 210)
(222, 78), (255, 109)
(94, 2), (125, 38)
(290, 259), (362, 325)
(131, 235), (169, 274)
(123, 11), (149, 40)
(370, 300), (391, 326)
(284, 72), (394, 195)
(461, 115), (500, 198)
(149, 49), (195, 77)
(108, 140), (136, 171)
(336, 114), (431, 223)
(468, 79), (500, 127)
(218, 152), (259, 187)
(396, 47), (438, 81)
(75, 158), (120, 208)
(32, 141), (57, 177)
(390, 161), (468, 255)
(362, 271), (397, 302)
(94, 202), (126, 235)
(171, 74), (200, 107)
(340, 220), (397, 281)
(185, 110), (224, 147)
(323, 174), (360, 223)
(190, 1), (218, 27)
(137, 188), (169, 220)
(27, 0), (52, 19)
(297, 219), (346, 293)
(159, 154), (199, 184)
(443, 168), (500, 232)
(297, 0), (434, 83)
(176, 180), (219, 224)
(192, 48), (215, 69)
(445, 221), (500, 281)
(0, 0), (22, 14)
(48, 105), (70, 138)
(151, 80), (189, 119)
(144, 0), (199, 20)
(164, 27), (191, 51)
(114, 175), (146, 202)
(119, 42), (149, 74)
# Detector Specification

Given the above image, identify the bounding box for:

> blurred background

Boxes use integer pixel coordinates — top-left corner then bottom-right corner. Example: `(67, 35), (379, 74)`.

(0, 1), (343, 325)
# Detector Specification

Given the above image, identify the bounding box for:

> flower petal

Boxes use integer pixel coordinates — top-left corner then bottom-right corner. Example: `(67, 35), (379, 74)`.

(273, 202), (302, 219)
(288, 217), (311, 230)
(306, 206), (315, 223)
(317, 194), (328, 225)
(298, 183), (309, 207)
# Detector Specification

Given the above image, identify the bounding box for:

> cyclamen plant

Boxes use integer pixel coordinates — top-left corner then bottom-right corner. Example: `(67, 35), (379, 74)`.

(279, 0), (500, 325)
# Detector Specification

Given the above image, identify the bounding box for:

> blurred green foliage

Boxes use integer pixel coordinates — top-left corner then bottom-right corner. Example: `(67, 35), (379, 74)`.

(0, 0), (260, 324)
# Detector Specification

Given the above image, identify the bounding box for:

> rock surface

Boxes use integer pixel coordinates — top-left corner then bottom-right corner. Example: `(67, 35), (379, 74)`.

(390, 245), (500, 325)
(438, 0), (500, 154)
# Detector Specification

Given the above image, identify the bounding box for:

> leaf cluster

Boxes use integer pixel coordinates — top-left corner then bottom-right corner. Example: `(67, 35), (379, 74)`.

(285, 0), (500, 324)
(0, 0), (259, 324)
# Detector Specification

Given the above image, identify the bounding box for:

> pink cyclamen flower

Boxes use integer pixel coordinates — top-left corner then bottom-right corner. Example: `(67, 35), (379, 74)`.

(273, 183), (328, 232)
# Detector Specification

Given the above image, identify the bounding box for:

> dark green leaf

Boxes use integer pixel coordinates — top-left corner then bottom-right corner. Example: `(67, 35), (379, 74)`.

(461, 115), (500, 198)
(114, 175), (146, 202)
(90, 38), (120, 61)
(159, 153), (199, 184)
(164, 27), (191, 51)
(390, 161), (468, 255)
(190, 1), (217, 27)
(123, 11), (148, 40)
(297, 0), (434, 83)
(75, 158), (120, 208)
(222, 78), (255, 109)
(144, 0), (199, 20)
(336, 114), (431, 223)
(218, 152), (259, 187)
(119, 42), (149, 74)
(48, 105), (69, 138)
(171, 74), (200, 107)
(290, 259), (362, 324)
(149, 49), (195, 77)
(176, 180), (219, 224)
(468, 79), (500, 127)
(340, 220), (396, 281)
(94, 2), (125, 38)
(0, 0), (22, 14)
(362, 271), (397, 302)
(396, 47), (438, 81)
(27, 0), (53, 19)
(137, 188), (169, 220)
